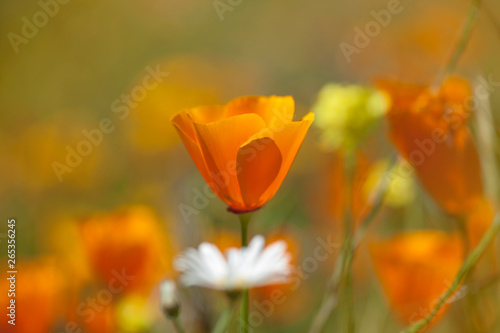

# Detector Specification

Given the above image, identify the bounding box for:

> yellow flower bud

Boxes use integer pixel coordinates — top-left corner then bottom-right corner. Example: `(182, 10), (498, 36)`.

(312, 84), (388, 150)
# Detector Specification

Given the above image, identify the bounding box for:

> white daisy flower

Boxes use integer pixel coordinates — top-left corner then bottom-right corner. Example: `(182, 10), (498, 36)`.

(174, 235), (293, 290)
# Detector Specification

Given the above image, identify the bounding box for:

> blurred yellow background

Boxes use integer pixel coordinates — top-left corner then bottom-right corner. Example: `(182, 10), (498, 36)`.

(1, 0), (500, 332)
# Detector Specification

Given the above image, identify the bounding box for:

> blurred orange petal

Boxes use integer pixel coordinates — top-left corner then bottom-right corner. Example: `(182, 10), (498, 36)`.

(0, 258), (66, 333)
(80, 206), (176, 293)
(379, 77), (483, 215)
(370, 231), (464, 327)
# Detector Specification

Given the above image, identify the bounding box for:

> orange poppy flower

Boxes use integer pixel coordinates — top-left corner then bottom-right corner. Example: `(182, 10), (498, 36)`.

(83, 302), (116, 333)
(370, 231), (464, 328)
(171, 96), (314, 213)
(378, 77), (483, 216)
(79, 206), (176, 292)
(466, 199), (498, 284)
(0, 258), (66, 333)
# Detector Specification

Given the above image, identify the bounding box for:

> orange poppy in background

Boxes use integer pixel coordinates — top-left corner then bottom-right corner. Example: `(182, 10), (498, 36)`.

(0, 259), (66, 333)
(370, 231), (464, 328)
(79, 206), (175, 292)
(378, 77), (483, 216)
(83, 302), (116, 333)
(171, 96), (314, 213)
(466, 198), (498, 282)
(327, 151), (374, 229)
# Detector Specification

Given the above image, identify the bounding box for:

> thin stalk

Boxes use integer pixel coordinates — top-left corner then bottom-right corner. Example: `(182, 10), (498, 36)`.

(343, 152), (356, 333)
(400, 213), (500, 333)
(456, 215), (470, 255)
(308, 157), (397, 333)
(470, 273), (500, 294)
(238, 213), (252, 333)
(172, 317), (186, 333)
(240, 213), (250, 246)
(344, 152), (356, 333)
(432, 0), (481, 90)
(308, 237), (349, 333)
(483, 3), (500, 39)
(344, 235), (355, 333)
(212, 297), (238, 333)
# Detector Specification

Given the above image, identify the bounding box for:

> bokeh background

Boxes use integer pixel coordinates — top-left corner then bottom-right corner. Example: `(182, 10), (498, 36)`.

(1, 0), (500, 332)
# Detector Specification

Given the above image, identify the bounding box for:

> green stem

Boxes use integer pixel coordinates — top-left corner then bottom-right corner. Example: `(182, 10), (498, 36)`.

(400, 213), (500, 333)
(308, 237), (349, 333)
(344, 152), (356, 333)
(308, 157), (397, 333)
(239, 213), (251, 246)
(171, 317), (186, 333)
(344, 236), (355, 333)
(212, 297), (238, 333)
(353, 157), (398, 247)
(238, 213), (252, 333)
(241, 290), (249, 333)
(432, 0), (481, 90)
(483, 3), (500, 39)
(456, 215), (470, 255)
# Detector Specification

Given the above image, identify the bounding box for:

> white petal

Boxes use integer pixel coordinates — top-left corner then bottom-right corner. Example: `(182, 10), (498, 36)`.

(173, 235), (293, 291)
(237, 235), (266, 277)
(199, 243), (228, 280)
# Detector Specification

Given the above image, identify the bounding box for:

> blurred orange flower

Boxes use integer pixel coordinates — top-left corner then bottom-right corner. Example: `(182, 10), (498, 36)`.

(79, 205), (176, 293)
(370, 231), (464, 328)
(466, 199), (498, 284)
(327, 151), (374, 228)
(0, 258), (66, 333)
(83, 302), (116, 333)
(467, 199), (495, 249)
(172, 96), (314, 213)
(379, 77), (483, 216)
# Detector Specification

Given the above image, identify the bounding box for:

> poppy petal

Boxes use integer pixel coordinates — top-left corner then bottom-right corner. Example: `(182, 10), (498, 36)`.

(171, 106), (225, 141)
(380, 79), (483, 215)
(192, 114), (266, 208)
(258, 113), (314, 203)
(171, 114), (212, 183)
(237, 136), (282, 209)
(226, 96), (294, 128)
(370, 231), (464, 326)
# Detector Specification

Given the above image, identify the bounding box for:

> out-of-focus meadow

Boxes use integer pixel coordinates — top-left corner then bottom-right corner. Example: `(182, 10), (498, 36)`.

(1, 0), (500, 332)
